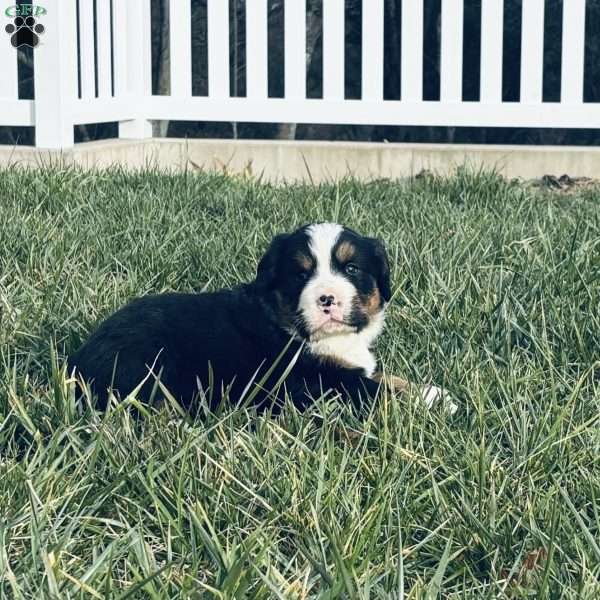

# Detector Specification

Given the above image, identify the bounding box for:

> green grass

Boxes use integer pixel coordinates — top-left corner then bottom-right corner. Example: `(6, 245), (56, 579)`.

(1, 166), (599, 598)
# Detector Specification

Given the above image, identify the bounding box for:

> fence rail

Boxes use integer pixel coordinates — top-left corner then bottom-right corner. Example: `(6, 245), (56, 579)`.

(0, 0), (597, 149)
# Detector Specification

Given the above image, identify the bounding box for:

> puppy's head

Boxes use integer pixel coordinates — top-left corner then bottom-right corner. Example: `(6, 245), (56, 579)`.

(256, 223), (391, 341)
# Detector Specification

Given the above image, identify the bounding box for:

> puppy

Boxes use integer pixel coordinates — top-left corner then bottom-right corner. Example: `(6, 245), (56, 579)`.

(70, 223), (454, 414)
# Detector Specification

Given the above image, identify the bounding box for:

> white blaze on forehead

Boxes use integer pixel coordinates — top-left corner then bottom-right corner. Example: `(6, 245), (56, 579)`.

(299, 222), (356, 335)
(306, 223), (343, 273)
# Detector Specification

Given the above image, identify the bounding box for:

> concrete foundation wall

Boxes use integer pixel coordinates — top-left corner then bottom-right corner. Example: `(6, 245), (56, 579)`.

(1, 139), (599, 182)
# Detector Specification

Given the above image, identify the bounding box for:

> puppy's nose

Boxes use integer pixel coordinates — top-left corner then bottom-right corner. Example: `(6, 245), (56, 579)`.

(318, 294), (336, 307)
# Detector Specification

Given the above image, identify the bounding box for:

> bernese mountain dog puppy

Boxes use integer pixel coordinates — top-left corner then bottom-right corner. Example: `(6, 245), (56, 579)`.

(70, 223), (454, 414)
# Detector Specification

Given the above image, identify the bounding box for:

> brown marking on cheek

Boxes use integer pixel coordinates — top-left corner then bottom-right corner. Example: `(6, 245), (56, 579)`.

(364, 287), (382, 315)
(335, 241), (356, 263)
(294, 252), (313, 271)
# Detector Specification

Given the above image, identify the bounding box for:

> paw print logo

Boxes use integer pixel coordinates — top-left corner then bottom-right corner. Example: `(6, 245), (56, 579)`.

(5, 16), (45, 48)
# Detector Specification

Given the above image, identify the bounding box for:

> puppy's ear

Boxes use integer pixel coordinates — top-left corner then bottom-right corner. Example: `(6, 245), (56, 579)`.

(255, 233), (289, 290)
(367, 237), (392, 302)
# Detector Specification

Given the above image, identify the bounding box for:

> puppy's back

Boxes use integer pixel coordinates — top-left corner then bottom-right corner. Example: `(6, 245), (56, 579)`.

(69, 292), (228, 407)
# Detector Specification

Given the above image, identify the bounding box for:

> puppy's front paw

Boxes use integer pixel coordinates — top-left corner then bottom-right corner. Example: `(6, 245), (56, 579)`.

(420, 385), (458, 415)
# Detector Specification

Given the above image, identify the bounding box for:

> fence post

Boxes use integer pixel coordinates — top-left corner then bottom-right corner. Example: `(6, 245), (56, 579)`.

(118, 0), (152, 139)
(33, 0), (77, 149)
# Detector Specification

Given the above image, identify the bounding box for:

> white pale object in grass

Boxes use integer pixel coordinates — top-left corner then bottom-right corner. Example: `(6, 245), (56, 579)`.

(420, 384), (458, 415)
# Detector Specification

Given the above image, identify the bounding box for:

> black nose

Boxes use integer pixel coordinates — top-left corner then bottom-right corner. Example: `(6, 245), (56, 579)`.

(318, 294), (335, 307)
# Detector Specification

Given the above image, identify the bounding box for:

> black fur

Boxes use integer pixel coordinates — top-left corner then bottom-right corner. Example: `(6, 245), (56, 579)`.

(69, 225), (390, 413)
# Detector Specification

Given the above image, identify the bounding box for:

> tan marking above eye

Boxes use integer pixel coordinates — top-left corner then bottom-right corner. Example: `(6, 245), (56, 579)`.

(295, 252), (313, 271)
(335, 240), (356, 263)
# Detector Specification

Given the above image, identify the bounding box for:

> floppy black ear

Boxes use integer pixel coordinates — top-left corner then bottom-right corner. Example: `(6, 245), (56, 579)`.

(255, 233), (289, 290)
(367, 237), (392, 302)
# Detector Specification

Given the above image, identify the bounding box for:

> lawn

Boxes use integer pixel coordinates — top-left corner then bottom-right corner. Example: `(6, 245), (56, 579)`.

(1, 167), (599, 598)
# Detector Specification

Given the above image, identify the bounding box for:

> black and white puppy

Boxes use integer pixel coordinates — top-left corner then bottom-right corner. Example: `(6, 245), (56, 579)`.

(70, 223), (454, 414)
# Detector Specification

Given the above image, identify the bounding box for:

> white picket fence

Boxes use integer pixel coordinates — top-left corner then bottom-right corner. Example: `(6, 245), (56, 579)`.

(0, 0), (597, 149)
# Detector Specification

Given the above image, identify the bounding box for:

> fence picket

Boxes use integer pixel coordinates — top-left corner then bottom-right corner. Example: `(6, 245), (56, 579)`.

(118, 0), (152, 138)
(285, 0), (306, 99)
(480, 0), (503, 103)
(34, 0), (78, 147)
(441, 0), (463, 102)
(323, 0), (344, 100)
(207, 0), (230, 98)
(401, 0), (423, 102)
(170, 0), (192, 96)
(561, 0), (586, 104)
(112, 0), (127, 97)
(0, 22), (18, 99)
(246, 0), (268, 99)
(520, 0), (544, 104)
(96, 0), (112, 97)
(79, 0), (96, 99)
(362, 0), (384, 101)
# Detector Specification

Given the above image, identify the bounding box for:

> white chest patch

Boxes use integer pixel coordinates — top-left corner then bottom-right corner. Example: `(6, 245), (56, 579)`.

(309, 334), (377, 376)
(307, 311), (385, 376)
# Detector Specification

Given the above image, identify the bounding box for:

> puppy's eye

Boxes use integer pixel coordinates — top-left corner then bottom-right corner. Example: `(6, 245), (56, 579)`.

(345, 263), (359, 276)
(297, 271), (309, 282)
